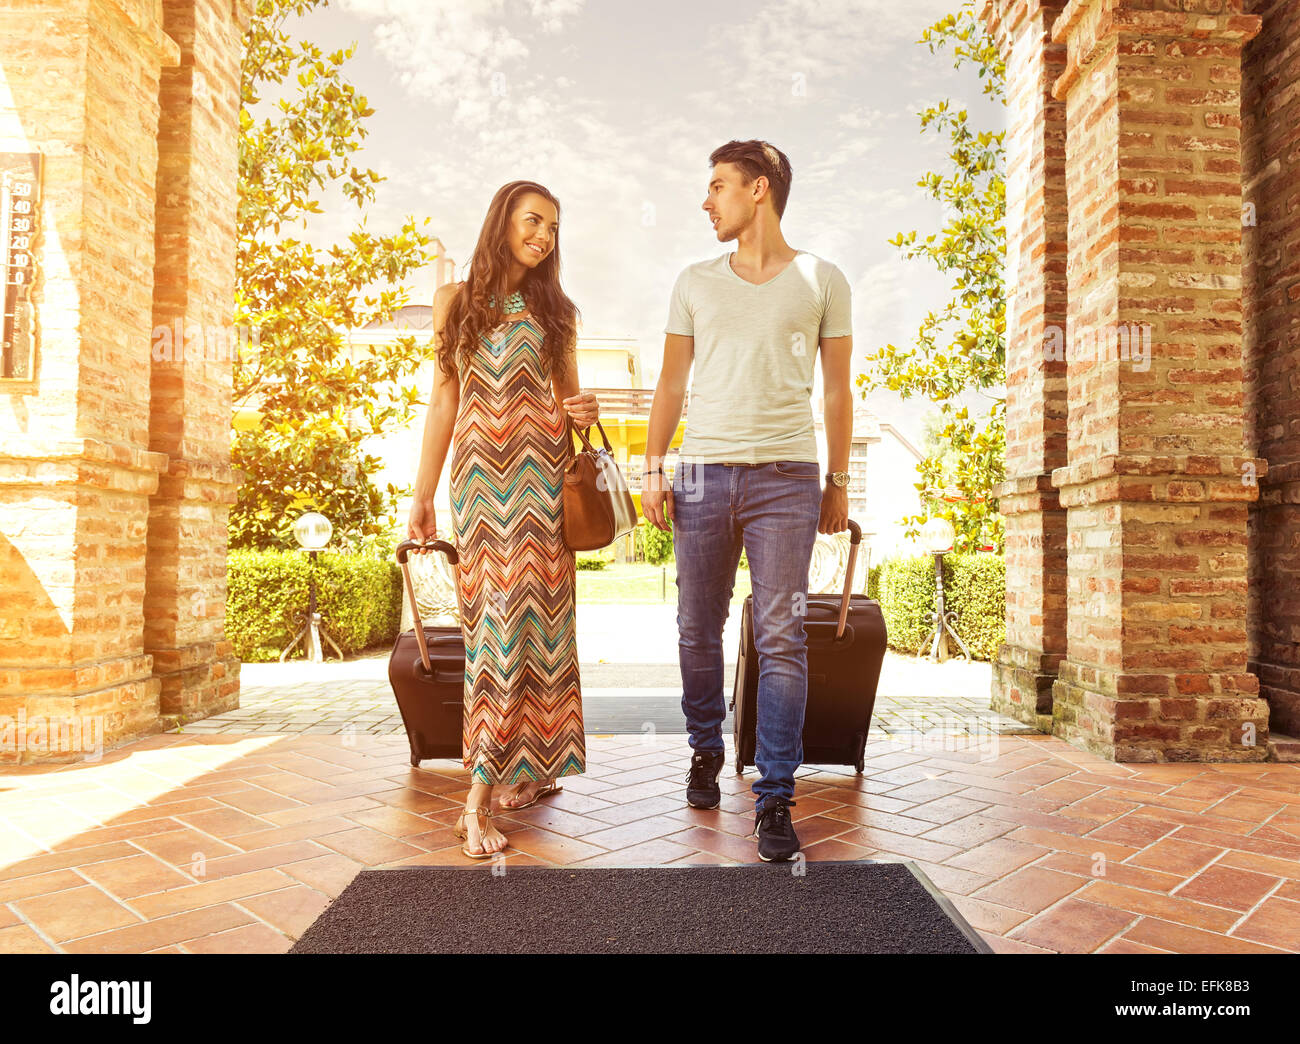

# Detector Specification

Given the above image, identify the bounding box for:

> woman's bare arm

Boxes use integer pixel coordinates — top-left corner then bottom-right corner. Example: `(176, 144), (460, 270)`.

(409, 283), (461, 533)
(551, 332), (599, 427)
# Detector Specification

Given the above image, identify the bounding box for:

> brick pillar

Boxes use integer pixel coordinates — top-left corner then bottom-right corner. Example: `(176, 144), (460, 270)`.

(0, 1), (179, 762)
(0, 0), (252, 763)
(1050, 0), (1267, 761)
(1244, 0), (1300, 745)
(983, 0), (1069, 732)
(145, 0), (250, 725)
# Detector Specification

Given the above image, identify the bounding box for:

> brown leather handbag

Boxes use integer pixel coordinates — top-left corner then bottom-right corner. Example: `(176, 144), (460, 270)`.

(562, 417), (638, 551)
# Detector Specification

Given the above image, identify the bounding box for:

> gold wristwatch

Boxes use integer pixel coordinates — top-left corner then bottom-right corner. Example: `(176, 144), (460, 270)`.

(826, 471), (850, 487)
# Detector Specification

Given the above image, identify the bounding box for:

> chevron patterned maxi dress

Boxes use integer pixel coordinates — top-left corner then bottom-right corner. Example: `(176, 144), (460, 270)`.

(447, 314), (585, 785)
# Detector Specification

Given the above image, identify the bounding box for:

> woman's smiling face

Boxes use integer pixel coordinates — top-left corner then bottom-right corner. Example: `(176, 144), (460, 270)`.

(508, 191), (558, 269)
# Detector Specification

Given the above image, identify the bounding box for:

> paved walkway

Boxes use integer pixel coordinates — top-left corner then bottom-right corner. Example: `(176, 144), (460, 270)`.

(5, 606), (1295, 955)
(1, 730), (1297, 954)
(193, 653), (1021, 737)
(191, 602), (1026, 739)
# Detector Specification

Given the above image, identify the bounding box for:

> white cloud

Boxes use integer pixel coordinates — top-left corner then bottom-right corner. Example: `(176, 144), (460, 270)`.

(338, 0), (585, 126)
(529, 0), (584, 32)
(699, 0), (962, 104)
(304, 0), (998, 451)
(851, 258), (907, 351)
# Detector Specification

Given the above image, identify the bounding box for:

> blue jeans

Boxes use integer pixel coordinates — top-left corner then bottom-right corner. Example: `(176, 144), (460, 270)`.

(671, 460), (822, 810)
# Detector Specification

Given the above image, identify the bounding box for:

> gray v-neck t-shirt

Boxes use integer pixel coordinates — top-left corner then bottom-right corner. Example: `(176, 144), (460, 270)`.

(664, 250), (852, 465)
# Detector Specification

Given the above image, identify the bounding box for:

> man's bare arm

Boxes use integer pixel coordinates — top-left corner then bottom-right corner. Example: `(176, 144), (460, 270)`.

(646, 333), (693, 473)
(819, 334), (853, 474)
(641, 333), (693, 529)
(818, 334), (854, 534)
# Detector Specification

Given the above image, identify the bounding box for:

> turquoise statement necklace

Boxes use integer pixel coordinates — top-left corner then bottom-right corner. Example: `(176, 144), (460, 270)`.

(488, 288), (526, 314)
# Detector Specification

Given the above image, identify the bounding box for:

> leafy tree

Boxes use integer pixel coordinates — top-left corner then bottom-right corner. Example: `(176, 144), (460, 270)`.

(919, 409), (964, 479)
(857, 0), (1005, 554)
(232, 0), (438, 550)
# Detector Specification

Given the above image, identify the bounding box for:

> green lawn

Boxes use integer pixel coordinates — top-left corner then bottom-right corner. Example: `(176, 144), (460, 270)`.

(576, 561), (752, 605)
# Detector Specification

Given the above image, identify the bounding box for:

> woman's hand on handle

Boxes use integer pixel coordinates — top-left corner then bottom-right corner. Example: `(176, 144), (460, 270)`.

(562, 391), (600, 428)
(407, 497), (438, 553)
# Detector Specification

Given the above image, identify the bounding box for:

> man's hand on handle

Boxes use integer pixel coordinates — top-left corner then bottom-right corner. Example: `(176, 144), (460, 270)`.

(818, 483), (849, 536)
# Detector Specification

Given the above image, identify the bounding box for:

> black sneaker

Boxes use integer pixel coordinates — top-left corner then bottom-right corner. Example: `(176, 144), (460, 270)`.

(684, 750), (725, 809)
(754, 797), (800, 862)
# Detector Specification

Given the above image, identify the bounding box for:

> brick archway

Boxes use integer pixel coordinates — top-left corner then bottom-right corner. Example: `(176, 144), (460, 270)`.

(2, 0), (1296, 766)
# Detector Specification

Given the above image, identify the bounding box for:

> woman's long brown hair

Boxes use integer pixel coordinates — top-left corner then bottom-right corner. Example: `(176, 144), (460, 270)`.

(436, 180), (580, 382)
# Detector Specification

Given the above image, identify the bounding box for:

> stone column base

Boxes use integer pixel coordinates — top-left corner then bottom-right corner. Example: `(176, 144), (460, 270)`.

(0, 655), (164, 765)
(1251, 660), (1300, 738)
(153, 638), (240, 726)
(991, 642), (1059, 732)
(0, 438), (170, 764)
(1052, 660), (1269, 763)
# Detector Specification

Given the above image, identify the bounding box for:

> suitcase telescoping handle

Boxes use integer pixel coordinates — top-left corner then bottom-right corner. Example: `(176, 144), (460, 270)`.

(396, 538), (461, 676)
(835, 519), (863, 641)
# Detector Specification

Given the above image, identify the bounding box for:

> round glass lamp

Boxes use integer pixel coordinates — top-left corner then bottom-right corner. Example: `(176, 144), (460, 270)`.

(917, 515), (970, 662)
(280, 511), (342, 662)
(921, 516), (955, 554)
(293, 511), (332, 550)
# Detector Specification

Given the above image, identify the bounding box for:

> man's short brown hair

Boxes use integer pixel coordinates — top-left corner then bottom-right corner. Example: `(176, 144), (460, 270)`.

(708, 140), (793, 218)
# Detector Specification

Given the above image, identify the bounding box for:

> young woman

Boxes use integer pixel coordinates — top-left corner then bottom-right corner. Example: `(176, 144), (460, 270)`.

(407, 180), (598, 858)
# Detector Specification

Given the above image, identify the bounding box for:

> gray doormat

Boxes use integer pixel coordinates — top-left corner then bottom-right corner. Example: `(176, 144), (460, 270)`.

(289, 860), (990, 954)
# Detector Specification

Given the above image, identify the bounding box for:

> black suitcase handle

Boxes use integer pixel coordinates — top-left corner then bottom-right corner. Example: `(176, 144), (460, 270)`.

(405, 654), (463, 687)
(396, 538), (458, 566)
(805, 620), (855, 646)
(395, 538), (463, 675)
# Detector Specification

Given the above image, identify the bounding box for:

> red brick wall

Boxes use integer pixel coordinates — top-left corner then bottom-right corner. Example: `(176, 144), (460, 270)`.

(984, 0), (1071, 728)
(145, 0), (244, 721)
(1049, 0), (1267, 761)
(1244, 0), (1300, 738)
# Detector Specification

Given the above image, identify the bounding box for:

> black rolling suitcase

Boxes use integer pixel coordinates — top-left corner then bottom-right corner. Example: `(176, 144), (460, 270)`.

(389, 538), (466, 767)
(731, 519), (886, 775)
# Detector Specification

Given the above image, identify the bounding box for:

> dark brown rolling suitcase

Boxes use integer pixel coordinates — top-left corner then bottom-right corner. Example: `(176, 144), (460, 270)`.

(731, 519), (886, 775)
(389, 538), (465, 767)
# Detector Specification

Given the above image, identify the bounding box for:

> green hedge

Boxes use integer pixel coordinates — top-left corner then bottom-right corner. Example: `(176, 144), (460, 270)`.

(225, 543), (1004, 663)
(867, 561), (883, 601)
(877, 552), (1004, 661)
(634, 519), (751, 569)
(226, 548), (403, 662)
(639, 519), (675, 565)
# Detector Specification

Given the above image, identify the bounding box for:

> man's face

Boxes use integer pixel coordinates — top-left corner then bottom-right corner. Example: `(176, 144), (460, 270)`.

(701, 161), (758, 242)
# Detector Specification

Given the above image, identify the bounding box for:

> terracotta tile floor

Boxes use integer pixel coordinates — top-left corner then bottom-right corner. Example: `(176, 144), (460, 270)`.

(2, 730), (1299, 954)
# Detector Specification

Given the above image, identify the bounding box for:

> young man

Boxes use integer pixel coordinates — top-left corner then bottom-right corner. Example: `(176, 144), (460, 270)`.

(641, 140), (854, 861)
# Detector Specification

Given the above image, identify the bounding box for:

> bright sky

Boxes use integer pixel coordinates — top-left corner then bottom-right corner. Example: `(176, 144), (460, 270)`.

(282, 0), (1003, 447)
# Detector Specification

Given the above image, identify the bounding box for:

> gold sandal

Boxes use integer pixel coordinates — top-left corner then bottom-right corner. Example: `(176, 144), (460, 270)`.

(497, 780), (563, 812)
(452, 806), (507, 859)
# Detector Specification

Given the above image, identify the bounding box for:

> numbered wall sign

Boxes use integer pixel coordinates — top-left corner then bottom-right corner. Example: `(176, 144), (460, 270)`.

(2, 152), (41, 380)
